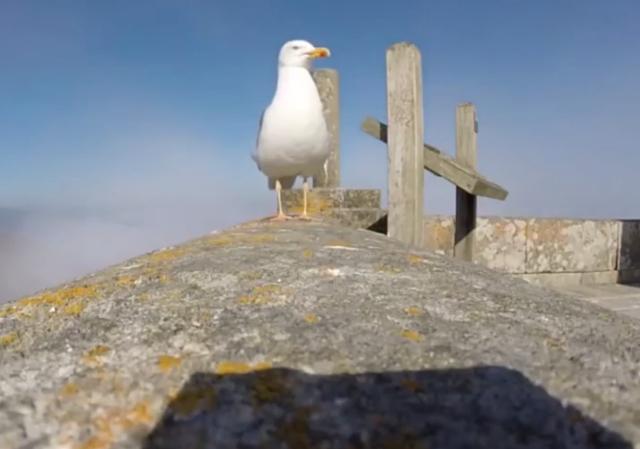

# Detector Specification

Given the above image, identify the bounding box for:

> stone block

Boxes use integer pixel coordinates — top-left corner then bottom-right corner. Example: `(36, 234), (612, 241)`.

(281, 188), (381, 215)
(525, 219), (618, 273)
(474, 217), (527, 274)
(324, 208), (386, 230)
(423, 216), (454, 256)
(517, 271), (618, 289)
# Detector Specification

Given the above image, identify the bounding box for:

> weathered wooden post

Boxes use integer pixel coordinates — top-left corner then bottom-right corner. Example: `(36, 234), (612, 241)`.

(312, 69), (340, 188)
(386, 42), (425, 246)
(454, 103), (478, 261)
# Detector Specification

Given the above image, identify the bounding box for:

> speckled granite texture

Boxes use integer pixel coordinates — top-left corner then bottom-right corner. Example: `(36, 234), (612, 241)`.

(0, 219), (639, 449)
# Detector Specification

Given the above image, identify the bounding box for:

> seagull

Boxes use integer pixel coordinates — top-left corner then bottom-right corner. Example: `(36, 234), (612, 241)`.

(252, 39), (331, 220)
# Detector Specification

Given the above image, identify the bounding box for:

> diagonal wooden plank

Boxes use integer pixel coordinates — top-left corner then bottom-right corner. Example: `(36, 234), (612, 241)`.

(361, 117), (508, 200)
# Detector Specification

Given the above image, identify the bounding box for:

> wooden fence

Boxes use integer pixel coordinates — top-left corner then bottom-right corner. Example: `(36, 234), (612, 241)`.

(313, 42), (508, 261)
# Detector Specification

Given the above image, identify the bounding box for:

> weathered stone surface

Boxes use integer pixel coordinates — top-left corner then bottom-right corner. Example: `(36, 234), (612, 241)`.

(525, 219), (619, 273)
(423, 216), (527, 273)
(518, 270), (619, 288)
(1, 220), (639, 448)
(281, 187), (381, 214)
(323, 208), (385, 229)
(422, 215), (454, 256)
(620, 220), (640, 271)
(475, 217), (527, 273)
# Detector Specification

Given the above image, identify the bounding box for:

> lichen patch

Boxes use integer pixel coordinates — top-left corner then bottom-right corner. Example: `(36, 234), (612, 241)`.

(215, 360), (272, 375)
(0, 332), (18, 347)
(75, 400), (154, 449)
(401, 329), (424, 342)
(403, 307), (424, 317)
(147, 247), (186, 264)
(237, 284), (289, 305)
(157, 355), (182, 374)
(82, 345), (111, 366)
(0, 284), (100, 319)
(206, 233), (276, 247)
(303, 313), (319, 324)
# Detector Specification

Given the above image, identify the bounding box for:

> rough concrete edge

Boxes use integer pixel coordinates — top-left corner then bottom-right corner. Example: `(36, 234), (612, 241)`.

(516, 271), (619, 289)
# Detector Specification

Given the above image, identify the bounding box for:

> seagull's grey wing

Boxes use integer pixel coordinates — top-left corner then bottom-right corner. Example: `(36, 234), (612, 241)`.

(251, 109), (265, 167)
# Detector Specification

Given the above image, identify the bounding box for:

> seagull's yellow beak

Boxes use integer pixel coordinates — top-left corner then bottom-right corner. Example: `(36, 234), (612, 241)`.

(306, 47), (331, 59)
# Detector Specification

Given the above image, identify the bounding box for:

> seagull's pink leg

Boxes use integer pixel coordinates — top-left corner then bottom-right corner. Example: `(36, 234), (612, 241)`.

(301, 177), (310, 219)
(268, 179), (291, 221)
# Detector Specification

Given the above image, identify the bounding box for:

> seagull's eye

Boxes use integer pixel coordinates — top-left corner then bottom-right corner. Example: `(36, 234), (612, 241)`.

(291, 45), (300, 51)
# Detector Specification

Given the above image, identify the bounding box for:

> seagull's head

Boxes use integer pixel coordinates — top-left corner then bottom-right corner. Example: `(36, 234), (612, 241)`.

(278, 40), (331, 69)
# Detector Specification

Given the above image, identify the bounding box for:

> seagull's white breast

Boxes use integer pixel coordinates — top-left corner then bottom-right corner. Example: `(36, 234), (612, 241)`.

(255, 67), (330, 179)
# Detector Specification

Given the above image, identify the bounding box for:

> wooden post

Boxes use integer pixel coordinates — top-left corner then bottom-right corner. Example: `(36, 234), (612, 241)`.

(385, 42), (425, 246)
(312, 69), (340, 188)
(454, 103), (478, 261)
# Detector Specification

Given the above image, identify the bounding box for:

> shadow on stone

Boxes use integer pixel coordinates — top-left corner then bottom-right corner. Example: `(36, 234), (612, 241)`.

(367, 212), (387, 235)
(618, 220), (640, 284)
(143, 365), (631, 449)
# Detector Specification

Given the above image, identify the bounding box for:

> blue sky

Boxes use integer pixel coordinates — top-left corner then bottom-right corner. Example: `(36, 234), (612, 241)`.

(1, 0), (639, 300)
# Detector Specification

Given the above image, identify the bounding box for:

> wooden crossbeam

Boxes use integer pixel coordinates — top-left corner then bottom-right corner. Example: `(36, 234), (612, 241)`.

(361, 116), (508, 201)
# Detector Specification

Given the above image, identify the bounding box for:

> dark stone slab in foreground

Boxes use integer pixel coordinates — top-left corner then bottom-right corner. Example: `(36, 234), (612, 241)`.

(0, 219), (639, 448)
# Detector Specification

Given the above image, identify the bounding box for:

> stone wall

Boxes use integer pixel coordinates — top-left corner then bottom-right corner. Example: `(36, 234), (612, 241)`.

(424, 216), (640, 287)
(281, 187), (640, 287)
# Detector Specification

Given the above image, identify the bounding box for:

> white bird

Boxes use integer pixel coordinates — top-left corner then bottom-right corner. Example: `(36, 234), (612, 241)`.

(253, 39), (331, 220)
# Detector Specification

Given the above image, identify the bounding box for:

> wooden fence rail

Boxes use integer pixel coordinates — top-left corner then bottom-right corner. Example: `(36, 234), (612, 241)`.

(307, 43), (508, 261)
(362, 42), (509, 259)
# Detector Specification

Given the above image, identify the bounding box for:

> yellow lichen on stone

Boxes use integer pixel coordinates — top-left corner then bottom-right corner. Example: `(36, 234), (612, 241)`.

(403, 307), (424, 317)
(206, 233), (275, 248)
(77, 435), (110, 449)
(136, 266), (171, 286)
(401, 329), (424, 342)
(215, 360), (272, 375)
(147, 247), (186, 264)
(83, 345), (111, 366)
(0, 305), (17, 318)
(0, 332), (18, 347)
(63, 302), (87, 317)
(302, 249), (314, 258)
(115, 275), (137, 288)
(407, 254), (423, 265)
(238, 284), (285, 305)
(157, 355), (182, 374)
(76, 400), (154, 449)
(122, 401), (154, 428)
(1, 284), (100, 319)
(59, 382), (79, 397)
(303, 313), (319, 324)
